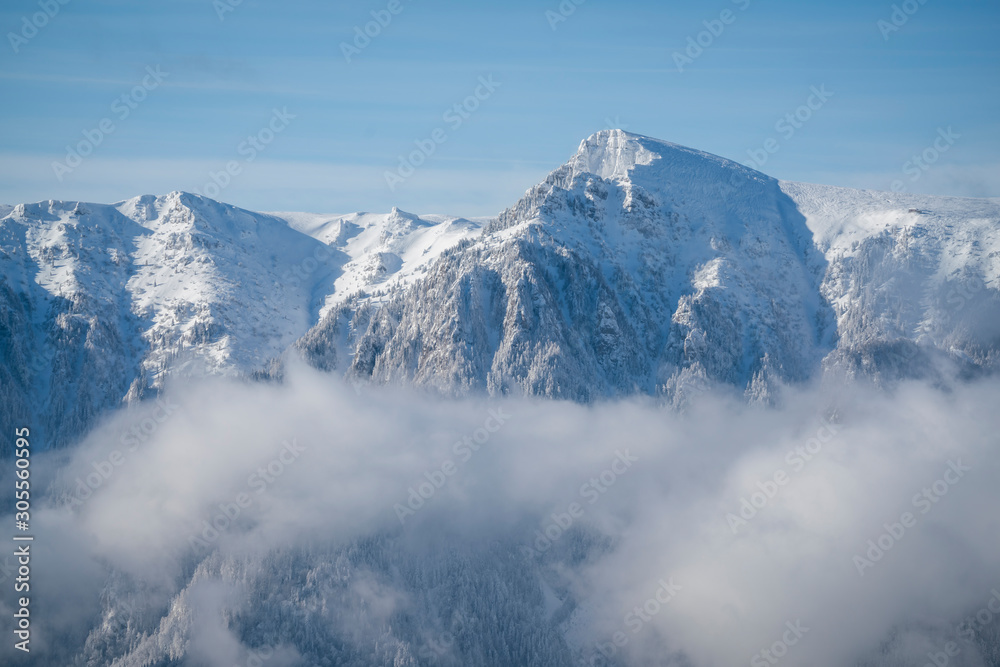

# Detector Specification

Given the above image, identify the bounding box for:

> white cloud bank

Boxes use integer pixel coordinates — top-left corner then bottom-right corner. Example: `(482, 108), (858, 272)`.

(4, 365), (1000, 666)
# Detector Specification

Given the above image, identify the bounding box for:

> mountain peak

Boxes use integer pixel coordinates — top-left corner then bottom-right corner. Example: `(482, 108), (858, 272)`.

(569, 129), (763, 188)
(388, 206), (416, 221)
(570, 129), (660, 181)
(489, 130), (771, 236)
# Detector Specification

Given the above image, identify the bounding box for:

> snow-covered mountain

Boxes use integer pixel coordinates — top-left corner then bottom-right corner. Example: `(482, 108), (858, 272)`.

(307, 130), (999, 404)
(327, 131), (837, 404)
(4, 131), (1000, 667)
(2, 130), (998, 449)
(783, 180), (1000, 383)
(0, 194), (478, 450)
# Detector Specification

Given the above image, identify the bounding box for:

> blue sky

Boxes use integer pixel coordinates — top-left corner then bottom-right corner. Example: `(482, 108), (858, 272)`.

(0, 0), (997, 216)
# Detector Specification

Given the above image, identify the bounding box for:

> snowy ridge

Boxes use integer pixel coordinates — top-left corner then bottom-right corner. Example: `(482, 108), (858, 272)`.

(781, 180), (1000, 381)
(115, 192), (339, 380)
(0, 200), (149, 451)
(0, 195), (478, 448)
(2, 130), (999, 447)
(271, 207), (481, 316)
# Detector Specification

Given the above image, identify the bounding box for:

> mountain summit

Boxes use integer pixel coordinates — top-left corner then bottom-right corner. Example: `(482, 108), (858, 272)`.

(298, 130), (998, 405)
(569, 129), (662, 181)
(339, 129), (837, 403)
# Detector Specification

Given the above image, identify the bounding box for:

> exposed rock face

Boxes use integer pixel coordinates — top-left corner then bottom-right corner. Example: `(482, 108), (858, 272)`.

(339, 130), (835, 403)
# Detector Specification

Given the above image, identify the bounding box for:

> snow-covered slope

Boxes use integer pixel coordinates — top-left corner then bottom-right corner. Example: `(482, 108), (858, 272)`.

(783, 181), (1000, 383)
(271, 207), (481, 316)
(0, 200), (148, 452)
(0, 195), (478, 449)
(115, 192), (342, 383)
